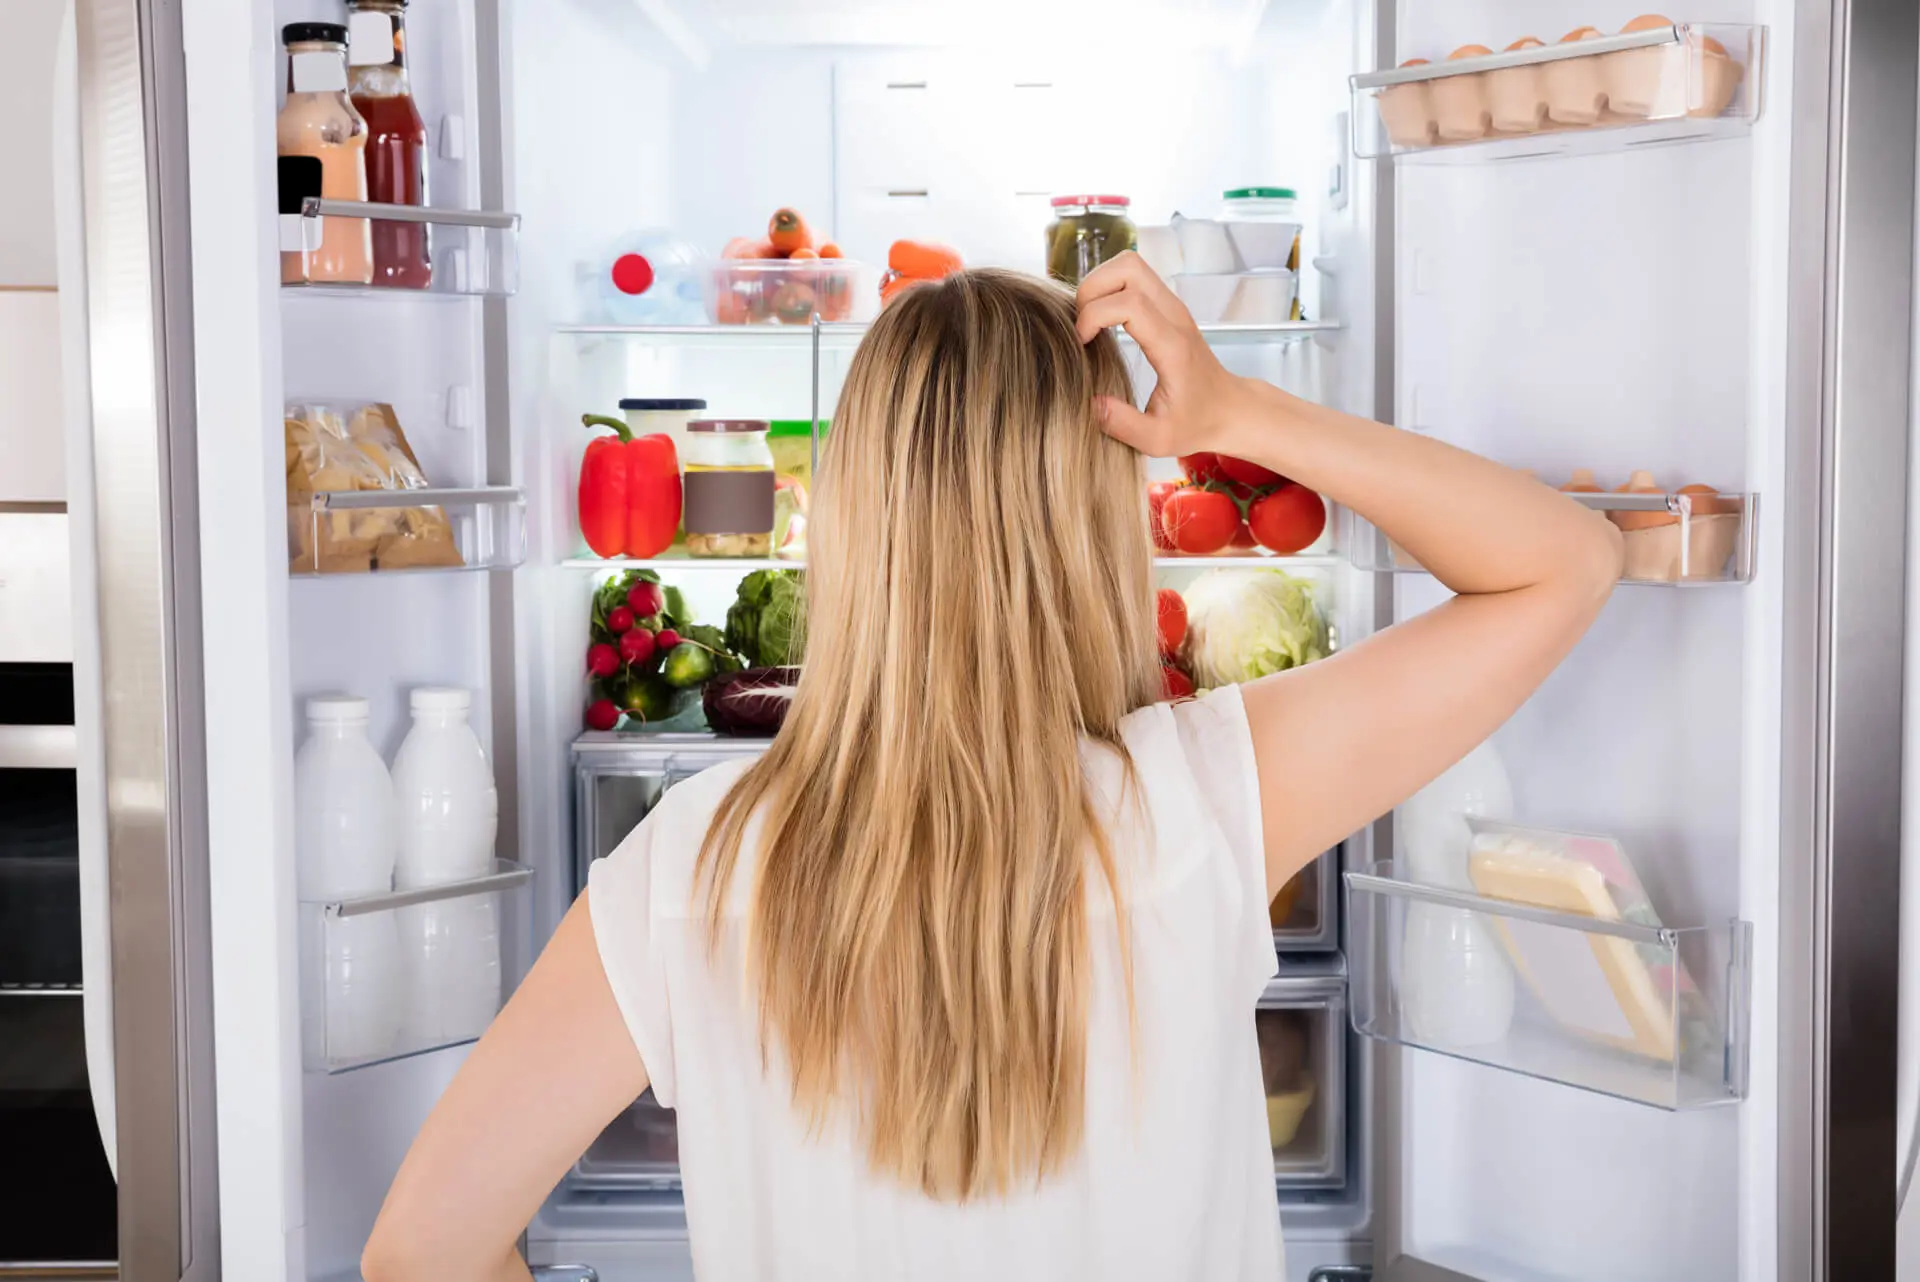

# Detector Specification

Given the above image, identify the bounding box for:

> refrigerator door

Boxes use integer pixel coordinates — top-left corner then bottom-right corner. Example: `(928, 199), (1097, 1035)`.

(70, 0), (222, 1276)
(1367, 0), (1915, 1278)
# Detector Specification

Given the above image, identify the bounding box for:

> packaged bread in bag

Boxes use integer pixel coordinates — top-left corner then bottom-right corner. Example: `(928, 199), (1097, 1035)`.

(347, 404), (463, 571)
(283, 401), (464, 573)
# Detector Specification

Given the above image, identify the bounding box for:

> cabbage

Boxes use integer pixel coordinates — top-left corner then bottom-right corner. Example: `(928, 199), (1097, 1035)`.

(1181, 568), (1331, 686)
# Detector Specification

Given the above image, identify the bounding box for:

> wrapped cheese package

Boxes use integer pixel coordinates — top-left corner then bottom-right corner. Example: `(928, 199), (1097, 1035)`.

(285, 401), (464, 574)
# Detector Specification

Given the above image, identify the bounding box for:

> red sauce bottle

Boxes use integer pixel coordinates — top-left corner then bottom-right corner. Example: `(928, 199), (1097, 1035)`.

(347, 0), (431, 289)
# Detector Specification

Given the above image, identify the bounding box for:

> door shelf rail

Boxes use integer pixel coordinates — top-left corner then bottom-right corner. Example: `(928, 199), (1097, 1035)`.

(290, 485), (528, 576)
(1351, 22), (1765, 163)
(283, 198), (521, 297)
(1343, 491), (1756, 585)
(300, 860), (531, 1076)
(1345, 859), (1751, 1111)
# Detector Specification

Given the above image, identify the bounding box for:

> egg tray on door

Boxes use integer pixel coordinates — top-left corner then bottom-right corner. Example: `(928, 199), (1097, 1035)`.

(1350, 22), (1763, 160)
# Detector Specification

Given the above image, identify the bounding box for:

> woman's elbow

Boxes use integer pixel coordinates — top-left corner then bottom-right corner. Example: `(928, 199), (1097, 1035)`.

(1571, 510), (1625, 604)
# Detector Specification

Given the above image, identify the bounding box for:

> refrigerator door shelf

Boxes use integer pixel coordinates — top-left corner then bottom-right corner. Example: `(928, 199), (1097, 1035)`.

(299, 859), (531, 1075)
(1343, 491), (1756, 585)
(1351, 23), (1764, 162)
(1273, 848), (1341, 953)
(283, 199), (521, 298)
(1346, 861), (1751, 1112)
(1259, 976), (1349, 1189)
(291, 485), (529, 576)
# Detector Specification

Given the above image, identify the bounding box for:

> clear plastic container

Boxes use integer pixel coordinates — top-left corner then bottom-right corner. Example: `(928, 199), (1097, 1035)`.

(1046, 195), (1137, 286)
(703, 259), (878, 325)
(1257, 976), (1347, 1187)
(682, 420), (776, 558)
(1220, 187), (1301, 274)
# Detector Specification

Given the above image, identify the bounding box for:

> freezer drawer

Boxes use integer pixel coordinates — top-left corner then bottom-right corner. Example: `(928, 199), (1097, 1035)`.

(1260, 972), (1348, 1190)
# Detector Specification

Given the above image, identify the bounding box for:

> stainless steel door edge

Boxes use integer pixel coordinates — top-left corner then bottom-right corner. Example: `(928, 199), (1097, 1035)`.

(1776, 0), (1918, 1276)
(75, 0), (219, 1276)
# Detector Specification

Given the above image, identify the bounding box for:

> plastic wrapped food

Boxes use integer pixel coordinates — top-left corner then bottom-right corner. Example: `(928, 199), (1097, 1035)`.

(285, 401), (463, 573)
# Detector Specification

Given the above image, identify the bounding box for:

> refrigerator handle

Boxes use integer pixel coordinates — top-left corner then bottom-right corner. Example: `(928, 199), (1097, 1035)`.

(52, 0), (116, 1181)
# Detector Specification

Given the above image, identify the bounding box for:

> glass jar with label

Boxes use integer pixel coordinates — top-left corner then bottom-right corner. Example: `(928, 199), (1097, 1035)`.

(1045, 195), (1137, 286)
(277, 23), (372, 285)
(682, 420), (775, 558)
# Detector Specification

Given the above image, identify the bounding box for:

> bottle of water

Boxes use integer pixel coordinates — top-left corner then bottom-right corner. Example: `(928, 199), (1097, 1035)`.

(584, 231), (707, 326)
(294, 695), (401, 1066)
(391, 687), (502, 1047)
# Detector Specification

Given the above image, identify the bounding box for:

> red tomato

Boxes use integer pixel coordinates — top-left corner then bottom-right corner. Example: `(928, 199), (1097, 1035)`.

(1146, 480), (1182, 551)
(1248, 484), (1327, 554)
(1216, 455), (1283, 488)
(1161, 488), (1240, 554)
(1156, 588), (1187, 656)
(1162, 664), (1195, 700)
(1179, 452), (1229, 485)
(1230, 519), (1257, 550)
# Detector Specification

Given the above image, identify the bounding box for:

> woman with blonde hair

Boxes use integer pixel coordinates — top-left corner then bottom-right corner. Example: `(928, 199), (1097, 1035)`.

(363, 257), (1622, 1281)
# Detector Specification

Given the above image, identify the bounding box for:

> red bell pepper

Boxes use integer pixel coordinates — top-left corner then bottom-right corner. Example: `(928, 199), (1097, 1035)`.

(579, 415), (682, 558)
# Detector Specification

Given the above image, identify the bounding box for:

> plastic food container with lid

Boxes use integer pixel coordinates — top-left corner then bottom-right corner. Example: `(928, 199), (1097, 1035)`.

(619, 398), (706, 456)
(1045, 195), (1137, 286)
(767, 419), (826, 491)
(1220, 187), (1301, 273)
(704, 260), (879, 326)
(681, 419), (775, 558)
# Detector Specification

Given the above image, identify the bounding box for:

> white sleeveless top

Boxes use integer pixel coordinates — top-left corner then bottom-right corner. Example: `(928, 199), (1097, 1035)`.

(588, 685), (1284, 1281)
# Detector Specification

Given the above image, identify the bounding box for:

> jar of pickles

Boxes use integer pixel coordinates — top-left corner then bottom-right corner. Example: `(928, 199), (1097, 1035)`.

(682, 420), (775, 558)
(1045, 195), (1137, 286)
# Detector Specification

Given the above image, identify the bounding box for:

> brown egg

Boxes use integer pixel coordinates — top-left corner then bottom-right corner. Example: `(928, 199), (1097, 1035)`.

(1559, 467), (1603, 493)
(1621, 13), (1676, 31)
(1401, 57), (1431, 67)
(1506, 36), (1545, 51)
(1450, 43), (1495, 59)
(1675, 482), (1729, 517)
(1560, 25), (1603, 41)
(1612, 469), (1679, 530)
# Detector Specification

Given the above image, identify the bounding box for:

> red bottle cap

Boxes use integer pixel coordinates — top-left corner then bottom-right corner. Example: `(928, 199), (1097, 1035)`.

(611, 253), (656, 296)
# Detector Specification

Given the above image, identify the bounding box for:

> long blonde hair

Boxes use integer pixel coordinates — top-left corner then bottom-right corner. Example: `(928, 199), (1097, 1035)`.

(696, 269), (1162, 1200)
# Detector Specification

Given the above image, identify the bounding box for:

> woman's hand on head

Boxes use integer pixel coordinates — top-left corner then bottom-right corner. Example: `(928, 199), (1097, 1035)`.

(1074, 252), (1254, 458)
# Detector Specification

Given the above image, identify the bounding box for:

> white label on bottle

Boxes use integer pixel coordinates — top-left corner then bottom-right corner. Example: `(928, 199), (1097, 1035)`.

(348, 12), (392, 66)
(291, 51), (347, 93)
(279, 212), (322, 254)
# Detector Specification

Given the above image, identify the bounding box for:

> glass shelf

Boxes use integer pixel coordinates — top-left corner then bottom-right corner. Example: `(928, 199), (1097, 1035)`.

(290, 485), (527, 577)
(1345, 854), (1751, 1111)
(562, 551), (1342, 572)
(1352, 23), (1763, 163)
(554, 319), (1341, 351)
(1343, 491), (1755, 585)
(300, 859), (532, 1075)
(282, 199), (520, 298)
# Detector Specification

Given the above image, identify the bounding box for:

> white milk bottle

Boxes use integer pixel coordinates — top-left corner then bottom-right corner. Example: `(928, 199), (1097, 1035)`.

(390, 687), (502, 1046)
(293, 695), (400, 1065)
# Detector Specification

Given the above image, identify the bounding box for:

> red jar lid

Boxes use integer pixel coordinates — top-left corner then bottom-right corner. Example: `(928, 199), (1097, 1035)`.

(1051, 194), (1130, 208)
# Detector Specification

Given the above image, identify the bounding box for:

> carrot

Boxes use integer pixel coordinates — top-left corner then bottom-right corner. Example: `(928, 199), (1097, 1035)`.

(818, 242), (844, 259)
(788, 247), (820, 260)
(768, 208), (813, 256)
(723, 237), (778, 260)
(887, 239), (963, 279)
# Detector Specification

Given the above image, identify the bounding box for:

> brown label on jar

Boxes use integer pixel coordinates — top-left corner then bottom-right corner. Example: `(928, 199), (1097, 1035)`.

(684, 469), (776, 536)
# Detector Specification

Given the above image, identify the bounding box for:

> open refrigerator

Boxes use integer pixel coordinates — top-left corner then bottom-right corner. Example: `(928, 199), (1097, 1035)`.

(52, 0), (1916, 1279)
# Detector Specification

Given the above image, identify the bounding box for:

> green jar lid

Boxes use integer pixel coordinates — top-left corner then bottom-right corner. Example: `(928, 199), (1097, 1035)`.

(768, 419), (827, 437)
(1224, 186), (1296, 201)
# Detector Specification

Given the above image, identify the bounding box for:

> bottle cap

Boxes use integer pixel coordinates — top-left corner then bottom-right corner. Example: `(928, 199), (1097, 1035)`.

(283, 22), (348, 45)
(306, 695), (369, 723)
(410, 686), (472, 712)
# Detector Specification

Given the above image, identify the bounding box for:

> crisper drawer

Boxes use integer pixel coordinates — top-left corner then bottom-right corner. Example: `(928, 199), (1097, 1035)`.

(1272, 848), (1338, 952)
(1259, 969), (1347, 1190)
